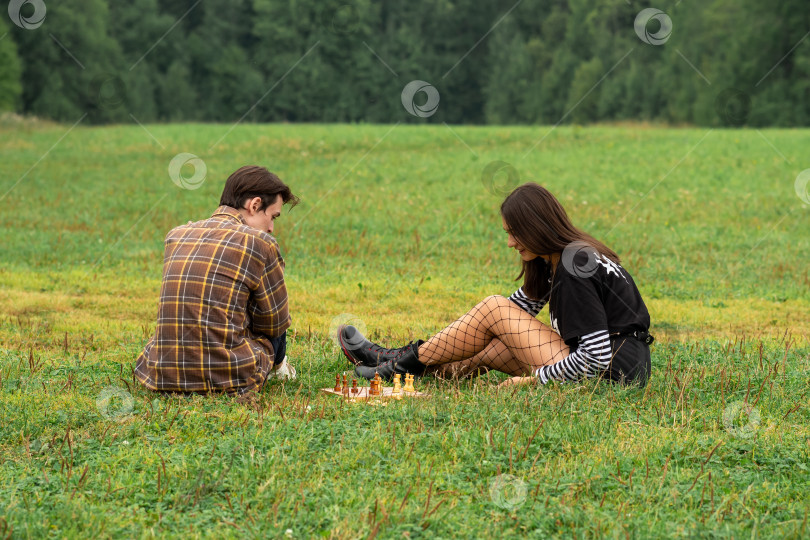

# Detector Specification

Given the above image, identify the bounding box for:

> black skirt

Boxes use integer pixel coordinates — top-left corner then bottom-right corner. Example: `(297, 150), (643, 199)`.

(605, 334), (652, 387)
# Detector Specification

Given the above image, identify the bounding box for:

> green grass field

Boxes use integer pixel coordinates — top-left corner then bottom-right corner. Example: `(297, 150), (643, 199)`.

(1, 119), (808, 538)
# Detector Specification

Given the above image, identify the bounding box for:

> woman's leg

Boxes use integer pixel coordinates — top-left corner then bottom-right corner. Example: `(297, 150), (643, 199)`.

(427, 338), (507, 379)
(418, 295), (569, 374)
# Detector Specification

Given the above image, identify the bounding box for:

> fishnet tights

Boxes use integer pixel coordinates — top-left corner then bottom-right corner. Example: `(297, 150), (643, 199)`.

(419, 295), (569, 379)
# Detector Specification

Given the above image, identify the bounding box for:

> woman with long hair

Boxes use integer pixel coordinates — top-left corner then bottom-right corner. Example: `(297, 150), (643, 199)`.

(339, 183), (654, 388)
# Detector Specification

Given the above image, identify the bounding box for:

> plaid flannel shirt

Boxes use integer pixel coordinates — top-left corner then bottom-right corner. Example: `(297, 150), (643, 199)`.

(135, 205), (290, 394)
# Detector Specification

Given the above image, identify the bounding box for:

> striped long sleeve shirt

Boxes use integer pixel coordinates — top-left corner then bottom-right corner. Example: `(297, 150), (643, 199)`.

(534, 330), (612, 383)
(507, 287), (546, 317)
(508, 287), (612, 384)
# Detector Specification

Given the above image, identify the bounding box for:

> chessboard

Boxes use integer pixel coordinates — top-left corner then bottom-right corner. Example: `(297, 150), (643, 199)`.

(321, 386), (429, 399)
(323, 373), (429, 400)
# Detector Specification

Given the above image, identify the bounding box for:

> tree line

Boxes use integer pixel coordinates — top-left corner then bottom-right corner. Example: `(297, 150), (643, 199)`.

(1, 0), (808, 126)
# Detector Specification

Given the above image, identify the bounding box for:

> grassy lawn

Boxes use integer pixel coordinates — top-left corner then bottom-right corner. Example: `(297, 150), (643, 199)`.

(1, 121), (808, 538)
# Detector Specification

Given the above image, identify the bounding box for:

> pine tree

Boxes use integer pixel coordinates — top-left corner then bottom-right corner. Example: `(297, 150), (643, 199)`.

(0, 19), (23, 112)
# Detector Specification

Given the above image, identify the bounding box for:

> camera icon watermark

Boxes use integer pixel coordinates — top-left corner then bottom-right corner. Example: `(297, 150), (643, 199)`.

(561, 241), (600, 279)
(401, 80), (440, 118)
(329, 313), (368, 351)
(481, 161), (520, 197)
(96, 386), (135, 422)
(795, 169), (810, 205)
(29, 437), (49, 453)
(318, 1), (359, 35)
(715, 88), (752, 126)
(90, 73), (127, 110)
(489, 474), (527, 511)
(8, 0), (46, 30)
(634, 8), (672, 46)
(168, 153), (207, 190)
(722, 401), (761, 439)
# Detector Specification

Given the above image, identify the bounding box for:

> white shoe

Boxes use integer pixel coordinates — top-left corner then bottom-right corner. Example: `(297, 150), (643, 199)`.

(268, 356), (297, 380)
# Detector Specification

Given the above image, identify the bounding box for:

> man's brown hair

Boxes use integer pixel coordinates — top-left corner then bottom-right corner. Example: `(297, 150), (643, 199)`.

(220, 166), (299, 211)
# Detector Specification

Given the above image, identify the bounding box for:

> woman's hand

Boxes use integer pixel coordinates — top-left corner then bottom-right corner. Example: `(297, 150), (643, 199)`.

(497, 376), (536, 389)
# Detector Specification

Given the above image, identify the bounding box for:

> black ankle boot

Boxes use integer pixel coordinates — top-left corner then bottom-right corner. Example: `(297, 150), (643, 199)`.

(338, 325), (405, 367)
(354, 340), (426, 381)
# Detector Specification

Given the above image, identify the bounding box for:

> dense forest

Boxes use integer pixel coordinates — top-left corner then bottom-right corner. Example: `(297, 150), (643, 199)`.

(1, 0), (808, 125)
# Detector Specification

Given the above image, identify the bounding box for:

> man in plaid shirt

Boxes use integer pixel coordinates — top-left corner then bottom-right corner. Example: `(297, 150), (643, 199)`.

(135, 166), (299, 395)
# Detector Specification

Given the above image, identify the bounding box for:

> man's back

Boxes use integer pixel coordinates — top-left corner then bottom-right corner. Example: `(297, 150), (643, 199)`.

(135, 205), (289, 394)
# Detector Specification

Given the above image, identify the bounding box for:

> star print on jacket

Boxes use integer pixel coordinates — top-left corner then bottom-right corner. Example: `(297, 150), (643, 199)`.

(595, 252), (629, 283)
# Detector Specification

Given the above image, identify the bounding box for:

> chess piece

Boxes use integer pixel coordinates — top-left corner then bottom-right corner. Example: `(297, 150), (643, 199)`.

(392, 374), (403, 400)
(403, 374), (415, 393)
(334, 374), (342, 392)
(351, 379), (359, 394)
(342, 375), (349, 395)
(371, 373), (383, 397)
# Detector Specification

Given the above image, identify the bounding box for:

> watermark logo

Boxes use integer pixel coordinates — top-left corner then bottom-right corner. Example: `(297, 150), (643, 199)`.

(329, 313), (368, 351)
(90, 73), (127, 110)
(489, 474), (527, 511)
(29, 437), (49, 453)
(8, 0), (46, 30)
(715, 88), (752, 126)
(481, 161), (520, 197)
(634, 8), (672, 46)
(722, 401), (761, 439)
(561, 241), (600, 279)
(168, 153), (207, 190)
(96, 386), (135, 422)
(318, 1), (360, 35)
(794, 169), (810, 205)
(401, 80), (440, 118)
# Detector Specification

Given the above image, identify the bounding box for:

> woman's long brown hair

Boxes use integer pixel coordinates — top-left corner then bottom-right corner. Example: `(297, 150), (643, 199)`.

(500, 183), (619, 299)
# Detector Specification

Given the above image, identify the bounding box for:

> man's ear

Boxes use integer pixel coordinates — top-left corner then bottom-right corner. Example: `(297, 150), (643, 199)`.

(245, 197), (262, 215)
